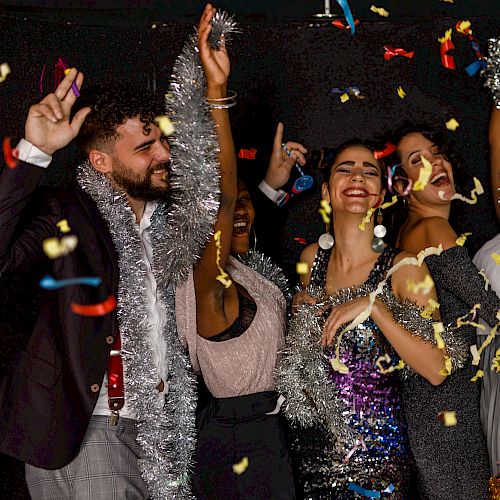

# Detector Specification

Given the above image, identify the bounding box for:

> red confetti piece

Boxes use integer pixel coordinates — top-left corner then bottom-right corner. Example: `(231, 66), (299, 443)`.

(293, 237), (308, 245)
(373, 142), (396, 159)
(238, 148), (257, 160)
(3, 137), (19, 169)
(71, 295), (117, 316)
(383, 45), (415, 61)
(331, 19), (360, 30)
(440, 39), (456, 70)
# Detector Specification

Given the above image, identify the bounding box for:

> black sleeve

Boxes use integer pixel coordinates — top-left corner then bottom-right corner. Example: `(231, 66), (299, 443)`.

(426, 245), (500, 327)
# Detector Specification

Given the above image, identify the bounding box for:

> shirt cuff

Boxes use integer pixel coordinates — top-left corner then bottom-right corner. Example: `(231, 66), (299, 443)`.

(16, 139), (52, 168)
(258, 179), (286, 205)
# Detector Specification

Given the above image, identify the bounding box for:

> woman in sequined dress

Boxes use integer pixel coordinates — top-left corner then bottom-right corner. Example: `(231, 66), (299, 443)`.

(389, 124), (493, 499)
(277, 140), (461, 499)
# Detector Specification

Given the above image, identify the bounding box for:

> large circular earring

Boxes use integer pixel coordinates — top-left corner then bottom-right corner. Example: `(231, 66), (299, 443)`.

(318, 221), (334, 250)
(371, 208), (386, 253)
(250, 226), (257, 252)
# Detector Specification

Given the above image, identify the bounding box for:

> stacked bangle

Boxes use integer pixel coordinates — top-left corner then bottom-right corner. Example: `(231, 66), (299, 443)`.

(484, 38), (500, 109)
(206, 90), (237, 109)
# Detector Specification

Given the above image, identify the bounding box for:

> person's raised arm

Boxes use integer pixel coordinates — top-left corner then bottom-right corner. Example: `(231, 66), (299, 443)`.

(193, 4), (238, 337)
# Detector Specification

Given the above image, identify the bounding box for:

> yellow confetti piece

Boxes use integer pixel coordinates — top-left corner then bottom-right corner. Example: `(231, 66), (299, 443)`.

(56, 219), (71, 233)
(471, 369), (485, 382)
(64, 68), (71, 76)
(320, 199), (332, 214)
(439, 177), (484, 204)
(491, 253), (500, 265)
(455, 303), (485, 330)
(397, 86), (406, 99)
(296, 262), (310, 275)
(319, 208), (331, 225)
(439, 355), (452, 376)
(406, 274), (434, 295)
(213, 230), (232, 289)
(455, 232), (471, 246)
(370, 5), (389, 17)
(445, 118), (460, 131)
(340, 93), (349, 103)
(442, 411), (457, 427)
(0, 62), (11, 83)
(478, 269), (490, 291)
(456, 20), (472, 35)
(421, 298), (440, 318)
(42, 235), (78, 259)
(438, 28), (453, 43)
(433, 322), (445, 350)
(471, 323), (499, 366)
(330, 357), (349, 374)
(154, 115), (175, 136)
(376, 353), (405, 374)
(232, 456), (249, 475)
(412, 155), (433, 191)
(491, 348), (500, 372)
(358, 195), (397, 231)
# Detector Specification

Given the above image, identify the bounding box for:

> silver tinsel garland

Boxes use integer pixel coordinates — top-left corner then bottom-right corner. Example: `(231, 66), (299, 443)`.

(484, 38), (500, 109)
(276, 282), (468, 446)
(77, 11), (238, 499)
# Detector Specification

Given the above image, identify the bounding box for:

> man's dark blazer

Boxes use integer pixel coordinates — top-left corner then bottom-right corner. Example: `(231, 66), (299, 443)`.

(0, 160), (120, 469)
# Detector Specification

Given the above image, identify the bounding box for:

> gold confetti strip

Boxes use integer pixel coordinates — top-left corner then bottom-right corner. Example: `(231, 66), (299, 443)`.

(376, 353), (405, 374)
(56, 219), (71, 233)
(491, 348), (500, 372)
(478, 270), (490, 290)
(421, 298), (440, 319)
(358, 195), (398, 231)
(370, 5), (389, 17)
(330, 357), (349, 374)
(406, 274), (434, 294)
(471, 323), (499, 366)
(438, 28), (453, 43)
(491, 253), (500, 265)
(455, 232), (472, 246)
(42, 235), (78, 259)
(340, 93), (349, 103)
(296, 262), (310, 275)
(439, 355), (452, 376)
(471, 369), (485, 382)
(412, 155), (433, 191)
(439, 177), (484, 204)
(455, 303), (485, 330)
(154, 115), (175, 136)
(446, 118), (460, 131)
(232, 456), (249, 475)
(397, 86), (406, 99)
(456, 20), (472, 35)
(0, 62), (11, 83)
(433, 322), (446, 350)
(442, 411), (457, 427)
(213, 230), (232, 288)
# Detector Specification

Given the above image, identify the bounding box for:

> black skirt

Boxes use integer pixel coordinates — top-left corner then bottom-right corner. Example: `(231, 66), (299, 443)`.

(193, 391), (296, 500)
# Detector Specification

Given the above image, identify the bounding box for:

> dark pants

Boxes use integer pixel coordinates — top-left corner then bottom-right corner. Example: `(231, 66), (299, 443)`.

(193, 391), (295, 500)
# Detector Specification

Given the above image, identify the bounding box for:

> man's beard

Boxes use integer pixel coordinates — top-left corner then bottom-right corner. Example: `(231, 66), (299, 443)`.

(111, 158), (171, 202)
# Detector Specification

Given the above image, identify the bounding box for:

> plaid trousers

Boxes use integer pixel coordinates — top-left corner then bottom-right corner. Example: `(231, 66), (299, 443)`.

(25, 416), (149, 500)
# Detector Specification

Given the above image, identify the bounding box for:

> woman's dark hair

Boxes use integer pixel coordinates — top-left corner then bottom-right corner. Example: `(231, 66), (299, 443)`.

(322, 138), (388, 190)
(72, 79), (164, 152)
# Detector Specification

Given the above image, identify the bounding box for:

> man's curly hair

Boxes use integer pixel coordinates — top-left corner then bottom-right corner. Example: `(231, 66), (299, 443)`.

(73, 79), (164, 152)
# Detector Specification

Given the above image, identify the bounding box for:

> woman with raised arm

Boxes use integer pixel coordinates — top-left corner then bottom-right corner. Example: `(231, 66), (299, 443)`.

(276, 140), (463, 499)
(389, 124), (493, 498)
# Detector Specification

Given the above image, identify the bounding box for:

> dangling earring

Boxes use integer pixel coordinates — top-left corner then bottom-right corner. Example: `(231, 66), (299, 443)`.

(318, 221), (334, 250)
(250, 226), (257, 252)
(371, 208), (386, 253)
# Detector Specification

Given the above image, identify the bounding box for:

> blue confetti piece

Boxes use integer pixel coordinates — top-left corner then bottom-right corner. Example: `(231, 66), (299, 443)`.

(465, 59), (486, 76)
(347, 482), (381, 498)
(383, 483), (395, 494)
(336, 0), (356, 35)
(40, 275), (102, 290)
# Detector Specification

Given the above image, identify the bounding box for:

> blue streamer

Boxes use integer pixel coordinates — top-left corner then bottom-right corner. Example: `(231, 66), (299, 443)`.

(336, 0), (356, 35)
(465, 59), (486, 76)
(40, 274), (102, 290)
(347, 482), (381, 498)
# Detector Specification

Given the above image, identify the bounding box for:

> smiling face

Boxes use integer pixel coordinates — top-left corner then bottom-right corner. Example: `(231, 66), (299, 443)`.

(322, 145), (385, 216)
(108, 117), (171, 201)
(230, 180), (256, 255)
(397, 132), (455, 205)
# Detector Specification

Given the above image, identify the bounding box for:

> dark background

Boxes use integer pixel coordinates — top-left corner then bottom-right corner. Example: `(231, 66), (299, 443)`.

(0, 1), (499, 497)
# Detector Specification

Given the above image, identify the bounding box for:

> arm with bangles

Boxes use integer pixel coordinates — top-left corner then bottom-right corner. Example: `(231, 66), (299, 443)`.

(192, 4), (239, 338)
(490, 107), (500, 223)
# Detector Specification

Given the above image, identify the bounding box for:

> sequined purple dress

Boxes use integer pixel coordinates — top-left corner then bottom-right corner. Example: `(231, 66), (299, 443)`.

(289, 247), (415, 499)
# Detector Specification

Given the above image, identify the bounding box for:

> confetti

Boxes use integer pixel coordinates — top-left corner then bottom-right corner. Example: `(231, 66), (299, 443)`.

(412, 155), (433, 191)
(438, 28), (453, 44)
(478, 269), (490, 290)
(154, 115), (175, 136)
(296, 262), (310, 275)
(421, 298), (440, 318)
(471, 369), (485, 382)
(439, 176), (483, 204)
(331, 19), (360, 30)
(455, 232), (471, 246)
(433, 322), (446, 350)
(213, 230), (232, 288)
(455, 303), (484, 330)
(376, 353), (405, 374)
(456, 20), (472, 35)
(232, 456), (249, 475)
(397, 86), (406, 99)
(348, 482), (381, 498)
(358, 195), (397, 230)
(0, 62), (11, 83)
(439, 410), (457, 427)
(2, 137), (19, 169)
(383, 45), (414, 61)
(491, 348), (500, 372)
(56, 58), (80, 97)
(340, 93), (349, 103)
(471, 323), (499, 366)
(336, 0), (357, 35)
(70, 295), (117, 316)
(373, 142), (396, 159)
(446, 118), (460, 131)
(293, 237), (307, 245)
(343, 437), (368, 463)
(439, 355), (452, 376)
(406, 274), (434, 294)
(491, 253), (500, 264)
(438, 29), (456, 70)
(43, 235), (78, 259)
(40, 275), (102, 290)
(56, 219), (71, 233)
(238, 148), (257, 160)
(370, 5), (389, 17)
(330, 357), (349, 374)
